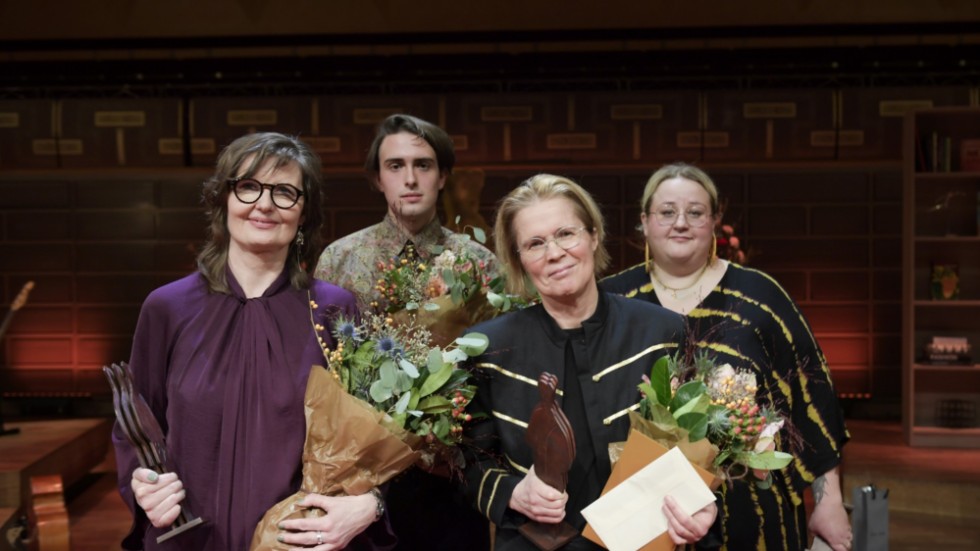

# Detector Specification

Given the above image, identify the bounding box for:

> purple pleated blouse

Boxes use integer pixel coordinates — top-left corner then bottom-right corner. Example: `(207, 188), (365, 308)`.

(111, 269), (390, 550)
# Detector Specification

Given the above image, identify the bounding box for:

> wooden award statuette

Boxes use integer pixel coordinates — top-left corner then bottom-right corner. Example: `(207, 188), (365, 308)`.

(103, 362), (204, 543)
(518, 372), (579, 550)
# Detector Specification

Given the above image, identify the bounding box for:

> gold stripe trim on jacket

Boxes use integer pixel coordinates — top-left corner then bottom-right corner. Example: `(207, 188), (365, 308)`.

(478, 468), (509, 517)
(492, 409), (529, 428)
(475, 362), (564, 396)
(592, 342), (677, 382)
(603, 402), (641, 425)
(505, 454), (529, 474)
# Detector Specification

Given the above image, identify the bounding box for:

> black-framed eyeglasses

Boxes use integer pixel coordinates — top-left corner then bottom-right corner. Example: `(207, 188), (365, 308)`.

(517, 226), (590, 261)
(648, 206), (710, 227)
(228, 178), (304, 209)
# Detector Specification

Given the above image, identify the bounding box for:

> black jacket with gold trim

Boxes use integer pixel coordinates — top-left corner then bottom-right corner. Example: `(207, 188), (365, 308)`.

(462, 291), (685, 547)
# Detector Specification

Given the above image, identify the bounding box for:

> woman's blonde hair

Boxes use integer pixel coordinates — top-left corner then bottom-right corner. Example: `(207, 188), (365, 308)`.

(493, 174), (610, 300)
(640, 162), (720, 215)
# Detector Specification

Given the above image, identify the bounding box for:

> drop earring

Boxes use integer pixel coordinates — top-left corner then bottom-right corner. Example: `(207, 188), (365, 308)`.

(295, 229), (305, 248)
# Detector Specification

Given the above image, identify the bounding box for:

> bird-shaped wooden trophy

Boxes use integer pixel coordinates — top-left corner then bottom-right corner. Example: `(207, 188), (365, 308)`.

(518, 372), (579, 550)
(103, 362), (204, 543)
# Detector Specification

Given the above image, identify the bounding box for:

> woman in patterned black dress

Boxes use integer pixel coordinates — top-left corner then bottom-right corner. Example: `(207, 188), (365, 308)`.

(601, 163), (852, 551)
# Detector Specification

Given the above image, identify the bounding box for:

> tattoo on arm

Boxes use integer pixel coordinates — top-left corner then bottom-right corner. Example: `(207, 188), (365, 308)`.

(812, 475), (827, 503)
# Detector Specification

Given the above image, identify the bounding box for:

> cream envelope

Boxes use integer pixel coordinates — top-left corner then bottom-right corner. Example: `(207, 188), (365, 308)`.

(582, 430), (719, 551)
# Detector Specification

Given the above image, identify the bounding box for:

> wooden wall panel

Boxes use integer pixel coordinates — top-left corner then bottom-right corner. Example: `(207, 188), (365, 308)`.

(0, 100), (59, 169)
(837, 86), (973, 160)
(189, 96), (317, 166)
(58, 98), (185, 168)
(703, 89), (836, 162)
(315, 95), (436, 167)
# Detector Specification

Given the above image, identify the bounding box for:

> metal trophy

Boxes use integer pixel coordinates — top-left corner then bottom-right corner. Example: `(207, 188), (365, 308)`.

(518, 372), (579, 550)
(103, 362), (204, 543)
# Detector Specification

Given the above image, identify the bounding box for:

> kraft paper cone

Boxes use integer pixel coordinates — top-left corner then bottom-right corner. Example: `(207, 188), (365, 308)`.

(250, 366), (421, 551)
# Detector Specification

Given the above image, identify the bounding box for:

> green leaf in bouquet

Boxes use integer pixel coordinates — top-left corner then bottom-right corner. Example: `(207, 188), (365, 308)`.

(739, 449), (793, 470)
(670, 380), (707, 413)
(419, 362), (454, 398)
(442, 348), (468, 365)
(394, 371), (414, 393)
(672, 390), (711, 418)
(430, 244), (446, 255)
(645, 403), (680, 432)
(418, 395), (453, 413)
(471, 226), (487, 244)
(379, 359), (397, 386)
(450, 283), (463, 304)
(649, 356), (672, 407)
(456, 332), (489, 356)
(442, 268), (457, 287)
(487, 290), (507, 310)
(676, 411), (709, 441)
(369, 379), (393, 402)
(423, 302), (441, 311)
(398, 358), (420, 378)
(406, 301), (419, 311)
(394, 391), (412, 414)
(427, 348), (447, 374)
(434, 416), (451, 440)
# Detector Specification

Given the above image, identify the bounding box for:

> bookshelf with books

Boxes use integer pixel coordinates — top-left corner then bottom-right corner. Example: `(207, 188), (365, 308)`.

(903, 107), (980, 448)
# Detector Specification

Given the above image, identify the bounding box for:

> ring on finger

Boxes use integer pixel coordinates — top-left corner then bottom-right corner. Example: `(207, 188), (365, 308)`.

(316, 530), (323, 545)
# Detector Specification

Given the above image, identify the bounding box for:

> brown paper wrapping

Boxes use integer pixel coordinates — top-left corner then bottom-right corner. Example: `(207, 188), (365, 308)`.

(392, 293), (498, 348)
(250, 366), (422, 551)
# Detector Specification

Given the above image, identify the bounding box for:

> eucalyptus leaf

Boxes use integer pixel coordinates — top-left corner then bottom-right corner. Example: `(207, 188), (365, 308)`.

(395, 371), (414, 393)
(472, 226), (487, 244)
(423, 302), (441, 311)
(487, 291), (505, 308)
(456, 333), (489, 356)
(442, 348), (468, 365)
(741, 450), (793, 470)
(394, 391), (411, 414)
(379, 360), (397, 386)
(442, 269), (457, 287)
(427, 349), (447, 374)
(369, 380), (392, 402)
(399, 358), (420, 378)
(406, 302), (419, 311)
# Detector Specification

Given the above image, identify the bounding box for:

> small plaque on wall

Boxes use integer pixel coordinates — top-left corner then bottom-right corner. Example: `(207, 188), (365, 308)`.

(878, 100), (933, 117)
(451, 135), (469, 151)
(158, 138), (183, 155)
(809, 130), (866, 147)
(95, 111), (147, 127)
(480, 106), (533, 122)
(0, 112), (20, 128)
(227, 110), (278, 126)
(677, 131), (729, 148)
(352, 108), (403, 125)
(304, 136), (342, 154)
(743, 102), (797, 118)
(546, 133), (597, 150)
(32, 138), (83, 155)
(610, 104), (663, 120)
(191, 138), (216, 155)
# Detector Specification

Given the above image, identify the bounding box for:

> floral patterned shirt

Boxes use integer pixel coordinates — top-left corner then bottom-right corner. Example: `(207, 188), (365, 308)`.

(315, 213), (499, 313)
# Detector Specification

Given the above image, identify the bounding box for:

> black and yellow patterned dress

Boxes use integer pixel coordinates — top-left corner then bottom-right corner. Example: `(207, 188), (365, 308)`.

(462, 291), (685, 550)
(601, 262), (850, 551)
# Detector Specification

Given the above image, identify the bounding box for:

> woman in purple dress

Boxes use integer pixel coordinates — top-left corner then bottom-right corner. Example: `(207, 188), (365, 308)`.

(112, 132), (388, 550)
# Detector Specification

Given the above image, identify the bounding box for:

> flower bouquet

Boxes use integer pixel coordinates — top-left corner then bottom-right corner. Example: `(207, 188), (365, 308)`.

(630, 352), (793, 487)
(374, 239), (528, 347)
(250, 310), (488, 550)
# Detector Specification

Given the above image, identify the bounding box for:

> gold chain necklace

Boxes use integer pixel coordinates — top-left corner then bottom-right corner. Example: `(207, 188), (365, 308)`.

(650, 263), (710, 300)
